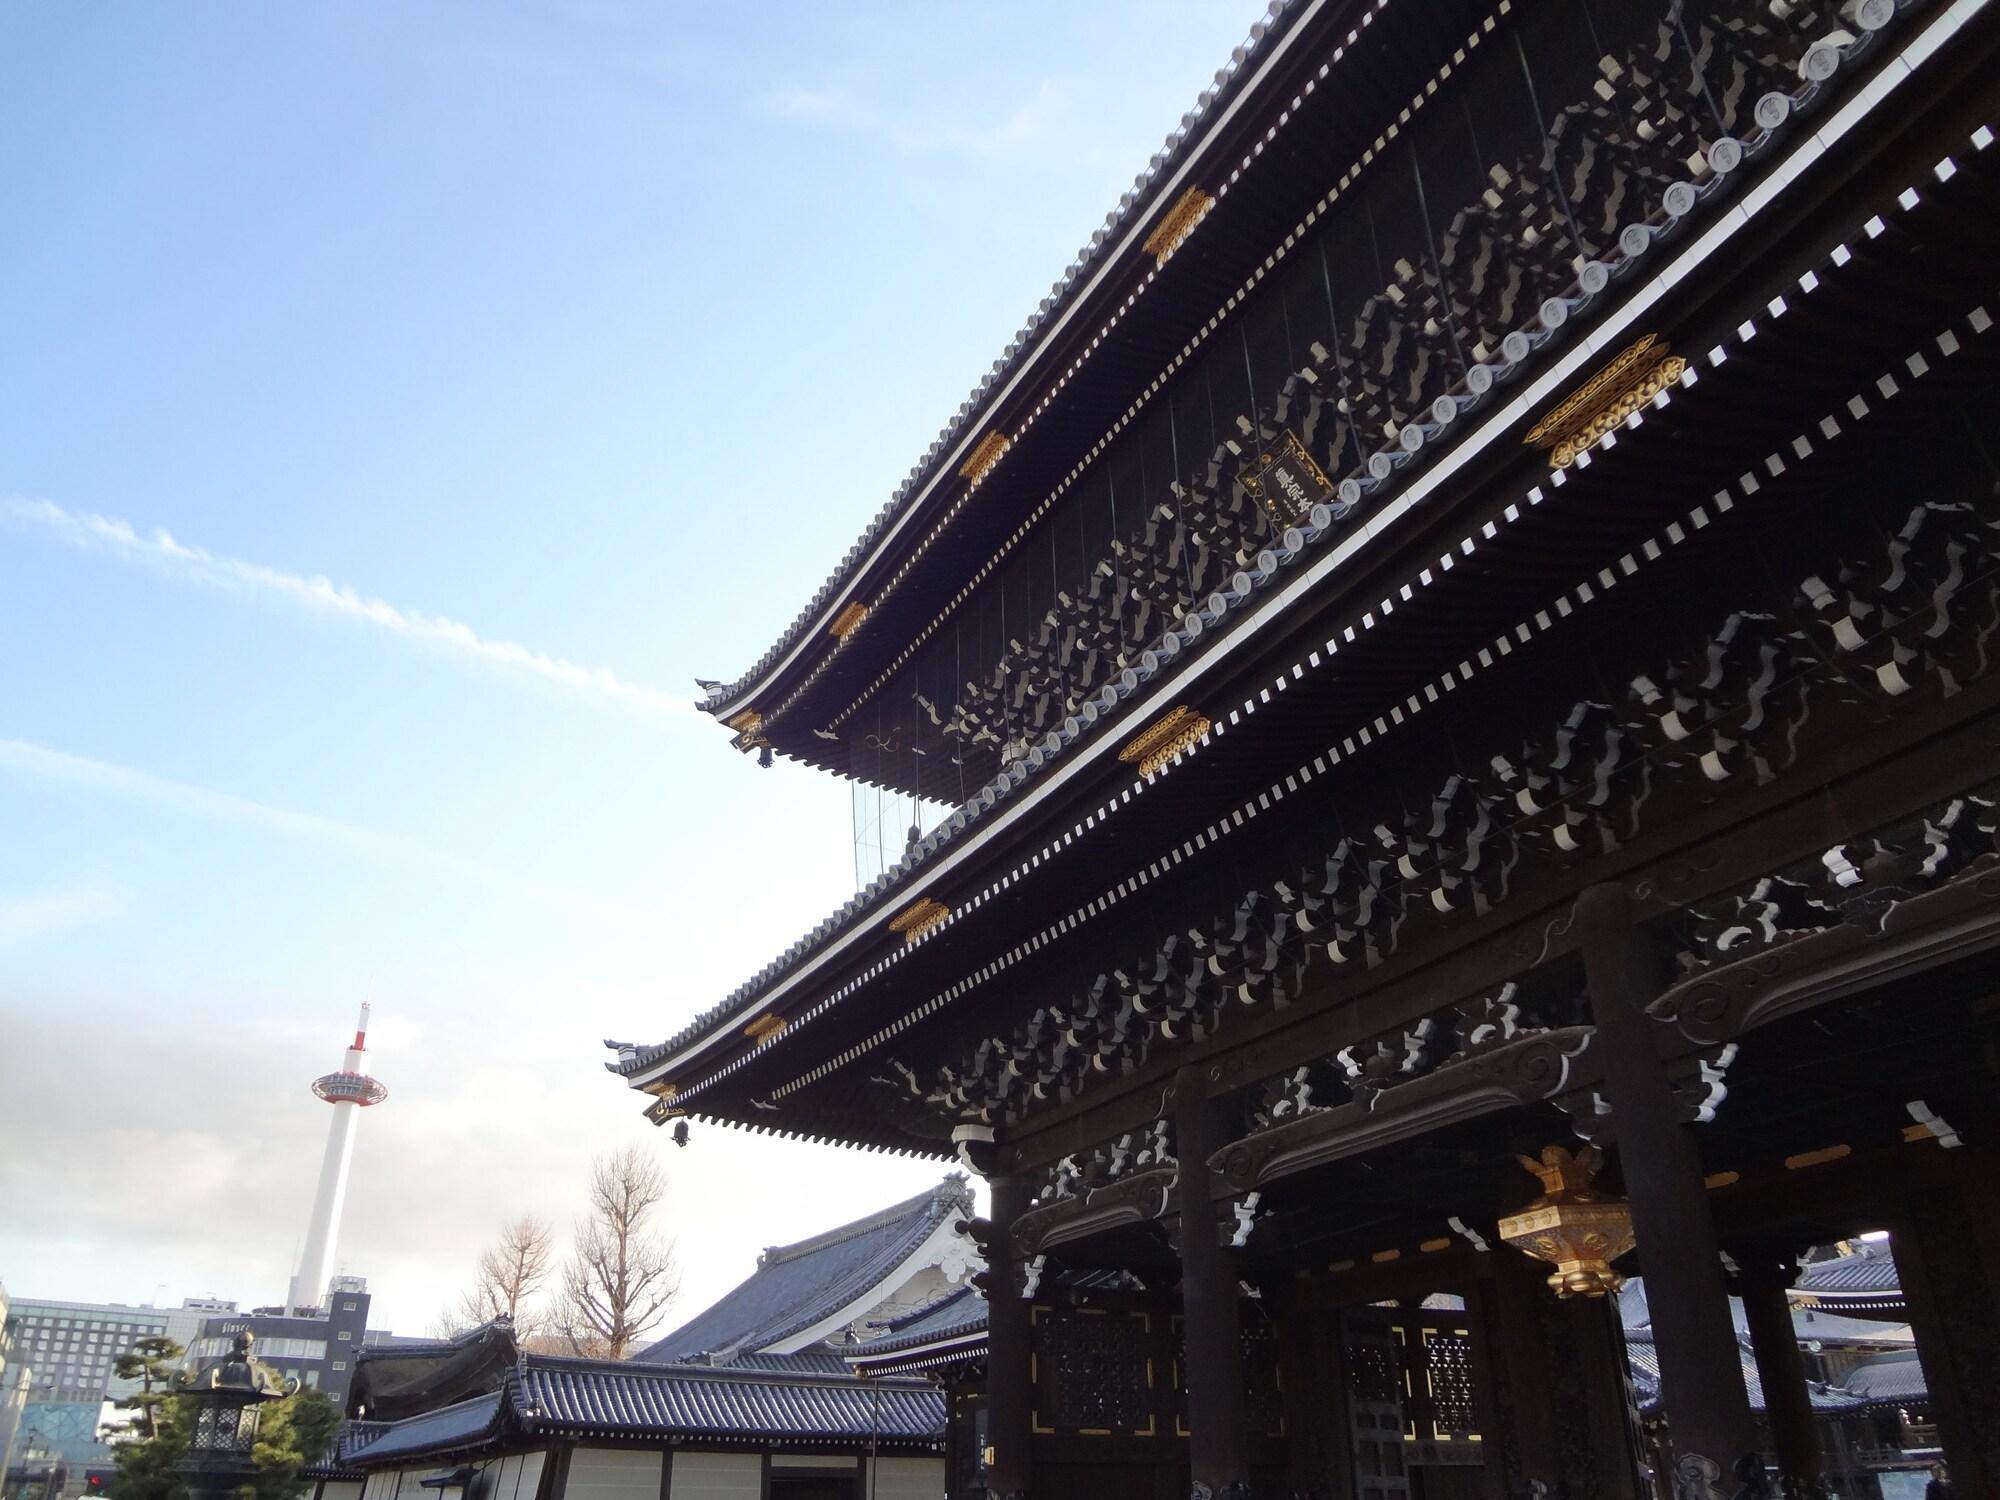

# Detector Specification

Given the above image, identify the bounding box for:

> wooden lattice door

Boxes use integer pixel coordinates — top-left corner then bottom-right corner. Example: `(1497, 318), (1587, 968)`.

(1341, 1312), (1411, 1499)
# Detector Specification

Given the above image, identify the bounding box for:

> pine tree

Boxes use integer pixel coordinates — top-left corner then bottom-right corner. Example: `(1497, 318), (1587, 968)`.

(108, 1386), (339, 1500)
(111, 1337), (184, 1442)
(247, 1389), (341, 1500)
(107, 1396), (187, 1500)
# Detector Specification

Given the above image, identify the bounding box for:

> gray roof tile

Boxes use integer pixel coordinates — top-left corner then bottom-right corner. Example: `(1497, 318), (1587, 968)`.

(634, 1176), (971, 1364)
(517, 1359), (942, 1445)
(697, 1), (1303, 718)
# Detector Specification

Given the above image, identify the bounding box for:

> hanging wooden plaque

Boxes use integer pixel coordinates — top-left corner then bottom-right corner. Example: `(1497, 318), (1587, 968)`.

(1243, 430), (1334, 527)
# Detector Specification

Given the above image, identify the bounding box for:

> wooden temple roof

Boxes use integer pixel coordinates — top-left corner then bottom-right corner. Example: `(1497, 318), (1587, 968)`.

(615, 2), (2000, 1168)
(633, 1175), (972, 1364)
(694, 0), (1320, 726)
(331, 1322), (947, 1467)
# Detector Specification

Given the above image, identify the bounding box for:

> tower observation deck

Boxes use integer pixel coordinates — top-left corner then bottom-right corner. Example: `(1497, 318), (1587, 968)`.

(287, 1003), (386, 1315)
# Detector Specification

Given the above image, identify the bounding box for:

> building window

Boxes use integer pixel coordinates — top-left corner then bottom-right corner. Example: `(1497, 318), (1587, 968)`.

(337, 1331), (352, 1342)
(331, 1361), (347, 1372)
(341, 1301), (357, 1312)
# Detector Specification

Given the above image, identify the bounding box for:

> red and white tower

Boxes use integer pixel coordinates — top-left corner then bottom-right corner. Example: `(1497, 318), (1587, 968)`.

(286, 1003), (388, 1315)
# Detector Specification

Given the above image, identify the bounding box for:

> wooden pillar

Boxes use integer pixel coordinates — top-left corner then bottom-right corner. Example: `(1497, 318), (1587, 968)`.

(1270, 1278), (1346, 1500)
(1889, 1148), (2000, 1496)
(987, 1173), (1034, 1500)
(1731, 1256), (1821, 1489)
(1484, 1249), (1645, 1498)
(1575, 884), (1758, 1487)
(1173, 1069), (1251, 1496)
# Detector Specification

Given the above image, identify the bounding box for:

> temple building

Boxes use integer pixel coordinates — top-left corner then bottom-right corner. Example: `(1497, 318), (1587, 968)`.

(307, 1181), (977, 1500)
(601, 0), (2000, 1493)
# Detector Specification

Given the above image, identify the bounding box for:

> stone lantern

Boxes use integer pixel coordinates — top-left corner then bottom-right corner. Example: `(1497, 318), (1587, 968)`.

(174, 1332), (299, 1500)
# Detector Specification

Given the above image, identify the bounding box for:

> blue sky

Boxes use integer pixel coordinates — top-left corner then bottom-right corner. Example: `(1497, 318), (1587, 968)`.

(0, 4), (1268, 1336)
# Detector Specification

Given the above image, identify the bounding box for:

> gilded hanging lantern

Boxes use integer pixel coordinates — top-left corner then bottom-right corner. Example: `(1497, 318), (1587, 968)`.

(1497, 1145), (1636, 1298)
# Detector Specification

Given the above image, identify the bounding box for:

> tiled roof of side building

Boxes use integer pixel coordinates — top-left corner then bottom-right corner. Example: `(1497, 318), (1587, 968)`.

(1795, 1244), (1902, 1297)
(349, 1318), (521, 1422)
(338, 1394), (504, 1465)
(635, 1176), (972, 1364)
(696, 0), (1306, 719)
(842, 1271), (1147, 1368)
(843, 1286), (987, 1358)
(1843, 1350), (1930, 1407)
(1623, 1333), (1865, 1416)
(514, 1356), (943, 1447)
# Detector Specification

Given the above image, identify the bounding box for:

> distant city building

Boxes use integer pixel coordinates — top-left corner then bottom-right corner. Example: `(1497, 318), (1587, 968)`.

(0, 1365), (30, 1500)
(163, 1299), (238, 1358)
(184, 1283), (374, 1403)
(0, 1282), (25, 1488)
(1, 1294), (175, 1478)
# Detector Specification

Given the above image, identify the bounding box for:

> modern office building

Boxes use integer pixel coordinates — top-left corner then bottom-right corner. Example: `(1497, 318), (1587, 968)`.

(183, 1281), (374, 1403)
(0, 1283), (25, 1491)
(2, 1295), (173, 1479)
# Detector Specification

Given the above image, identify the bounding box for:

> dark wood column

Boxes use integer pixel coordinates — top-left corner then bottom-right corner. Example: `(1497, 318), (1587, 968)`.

(1483, 1250), (1644, 1499)
(1575, 884), (1759, 1485)
(1268, 1277), (1343, 1499)
(1889, 1148), (2000, 1495)
(1173, 1068), (1251, 1497)
(986, 1172), (1035, 1500)
(1729, 1254), (1820, 1490)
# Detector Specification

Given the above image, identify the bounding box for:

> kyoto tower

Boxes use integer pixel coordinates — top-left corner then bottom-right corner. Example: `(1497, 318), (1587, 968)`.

(286, 1003), (388, 1315)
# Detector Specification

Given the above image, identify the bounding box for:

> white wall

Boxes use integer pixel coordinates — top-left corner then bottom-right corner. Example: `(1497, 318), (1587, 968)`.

(565, 1448), (662, 1500)
(662, 1452), (759, 1500)
(865, 1457), (945, 1499)
(484, 1452), (548, 1500)
(354, 1450), (553, 1500)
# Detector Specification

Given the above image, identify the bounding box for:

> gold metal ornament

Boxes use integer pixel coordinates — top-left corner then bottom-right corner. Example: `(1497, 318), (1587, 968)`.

(1142, 186), (1215, 266)
(958, 430), (1012, 484)
(1525, 335), (1686, 468)
(1497, 1145), (1636, 1298)
(889, 896), (952, 944)
(1117, 705), (1212, 778)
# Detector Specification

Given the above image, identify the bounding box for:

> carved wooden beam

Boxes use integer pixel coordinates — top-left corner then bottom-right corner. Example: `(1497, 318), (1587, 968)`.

(1211, 1026), (1595, 1194)
(998, 697), (2000, 1175)
(1652, 852), (2000, 1050)
(1011, 1166), (1179, 1257)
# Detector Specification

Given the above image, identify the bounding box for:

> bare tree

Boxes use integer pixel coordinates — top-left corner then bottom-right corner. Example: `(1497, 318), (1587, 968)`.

(556, 1145), (680, 1359)
(461, 1213), (557, 1331)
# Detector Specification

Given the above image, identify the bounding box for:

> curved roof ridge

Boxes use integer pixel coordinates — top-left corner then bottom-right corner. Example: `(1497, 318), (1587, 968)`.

(633, 1174), (972, 1364)
(697, 0), (1302, 719)
(517, 1350), (922, 1388)
(762, 1175), (969, 1265)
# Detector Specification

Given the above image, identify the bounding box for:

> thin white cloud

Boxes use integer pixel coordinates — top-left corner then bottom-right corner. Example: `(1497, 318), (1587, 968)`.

(0, 881), (124, 954)
(3, 497), (696, 720)
(763, 75), (1083, 163)
(0, 737), (602, 906)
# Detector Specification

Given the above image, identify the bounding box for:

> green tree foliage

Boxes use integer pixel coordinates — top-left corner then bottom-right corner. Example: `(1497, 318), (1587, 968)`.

(112, 1338), (185, 1441)
(247, 1390), (340, 1500)
(108, 1395), (188, 1500)
(108, 1388), (340, 1500)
